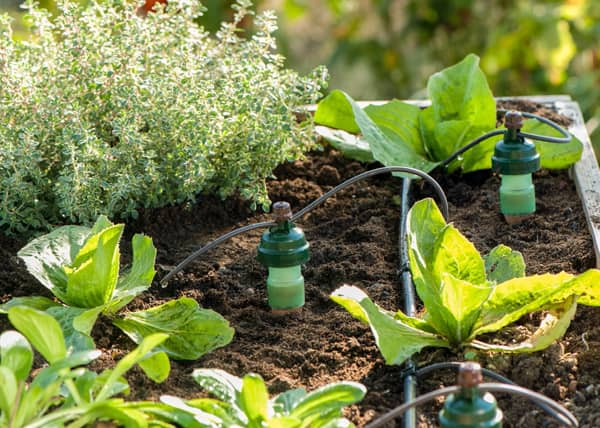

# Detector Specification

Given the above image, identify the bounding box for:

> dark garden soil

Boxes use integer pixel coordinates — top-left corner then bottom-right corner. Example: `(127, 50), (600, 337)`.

(1, 102), (600, 427)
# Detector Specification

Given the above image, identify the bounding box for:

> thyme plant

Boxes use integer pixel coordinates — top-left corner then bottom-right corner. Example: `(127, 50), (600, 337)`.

(0, 0), (327, 234)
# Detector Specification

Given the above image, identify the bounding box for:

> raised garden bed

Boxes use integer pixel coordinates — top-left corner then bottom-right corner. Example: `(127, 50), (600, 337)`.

(1, 96), (599, 427)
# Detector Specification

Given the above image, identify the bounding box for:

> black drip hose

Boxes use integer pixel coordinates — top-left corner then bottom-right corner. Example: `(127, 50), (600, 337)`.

(399, 179), (417, 428)
(161, 166), (448, 285)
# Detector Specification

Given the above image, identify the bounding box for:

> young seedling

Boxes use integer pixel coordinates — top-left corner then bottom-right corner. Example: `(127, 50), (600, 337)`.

(332, 198), (600, 365)
(0, 306), (173, 428)
(160, 368), (366, 428)
(1, 216), (233, 361)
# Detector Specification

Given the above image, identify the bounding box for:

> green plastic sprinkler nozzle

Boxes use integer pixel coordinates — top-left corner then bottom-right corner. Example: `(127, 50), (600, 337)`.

(492, 111), (540, 220)
(439, 362), (503, 428)
(257, 201), (309, 311)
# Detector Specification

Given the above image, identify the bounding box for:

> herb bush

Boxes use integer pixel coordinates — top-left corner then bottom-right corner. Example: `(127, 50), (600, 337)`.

(0, 0), (327, 234)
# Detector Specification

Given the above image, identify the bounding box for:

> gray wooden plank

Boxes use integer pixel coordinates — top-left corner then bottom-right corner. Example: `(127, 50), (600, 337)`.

(557, 100), (600, 268)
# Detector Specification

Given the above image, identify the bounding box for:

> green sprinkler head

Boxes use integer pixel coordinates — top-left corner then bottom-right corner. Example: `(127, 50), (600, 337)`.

(439, 362), (503, 428)
(492, 111), (540, 223)
(256, 202), (310, 312)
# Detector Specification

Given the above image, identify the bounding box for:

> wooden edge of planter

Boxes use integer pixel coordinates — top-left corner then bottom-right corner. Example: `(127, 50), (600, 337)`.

(307, 94), (600, 267)
(554, 99), (600, 269)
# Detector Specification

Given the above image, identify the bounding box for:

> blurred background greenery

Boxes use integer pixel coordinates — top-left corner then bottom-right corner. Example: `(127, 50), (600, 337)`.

(2, 0), (599, 153)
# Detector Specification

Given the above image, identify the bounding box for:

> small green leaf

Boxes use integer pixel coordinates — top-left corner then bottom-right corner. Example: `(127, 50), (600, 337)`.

(484, 245), (525, 283)
(432, 224), (486, 286)
(8, 306), (66, 363)
(0, 296), (59, 314)
(314, 90), (360, 134)
(0, 331), (33, 382)
(289, 380), (365, 420)
(191, 368), (243, 403)
(426, 53), (496, 163)
(65, 224), (123, 308)
(113, 297), (234, 360)
(314, 126), (374, 163)
(241, 373), (269, 426)
(127, 401), (207, 428)
(525, 119), (582, 169)
(185, 397), (246, 426)
(108, 233), (157, 314)
(347, 93), (439, 174)
(138, 351), (170, 383)
(474, 272), (574, 335)
(439, 273), (493, 344)
(76, 401), (149, 428)
(272, 389), (307, 416)
(406, 198), (456, 337)
(160, 395), (225, 426)
(17, 225), (91, 301)
(331, 285), (448, 365)
(97, 333), (168, 402)
(364, 100), (428, 158)
(46, 305), (97, 353)
(0, 366), (17, 415)
(472, 296), (577, 353)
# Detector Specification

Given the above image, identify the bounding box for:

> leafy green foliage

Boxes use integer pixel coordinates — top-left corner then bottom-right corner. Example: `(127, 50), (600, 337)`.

(315, 54), (582, 173)
(0, 0), (327, 234)
(0, 306), (173, 428)
(160, 368), (366, 427)
(332, 198), (600, 365)
(3, 216), (234, 361)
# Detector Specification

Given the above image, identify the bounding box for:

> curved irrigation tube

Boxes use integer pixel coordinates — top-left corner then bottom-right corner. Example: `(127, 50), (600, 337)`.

(365, 382), (578, 428)
(440, 110), (572, 169)
(160, 166), (448, 285)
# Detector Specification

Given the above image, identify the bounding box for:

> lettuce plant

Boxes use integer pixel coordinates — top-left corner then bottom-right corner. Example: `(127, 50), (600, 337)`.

(315, 54), (582, 173)
(332, 198), (600, 365)
(0, 306), (174, 428)
(1, 216), (233, 361)
(159, 369), (366, 428)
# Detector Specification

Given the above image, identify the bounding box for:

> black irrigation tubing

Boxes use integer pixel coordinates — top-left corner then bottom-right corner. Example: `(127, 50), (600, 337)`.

(399, 178), (417, 428)
(440, 109), (572, 169)
(161, 166), (448, 285)
(365, 382), (578, 428)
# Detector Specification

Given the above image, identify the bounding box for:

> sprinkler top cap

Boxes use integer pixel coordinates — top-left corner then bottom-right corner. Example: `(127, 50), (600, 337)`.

(439, 361), (503, 427)
(504, 111), (524, 130)
(272, 201), (293, 223)
(492, 134), (540, 175)
(257, 221), (310, 268)
(458, 362), (483, 388)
